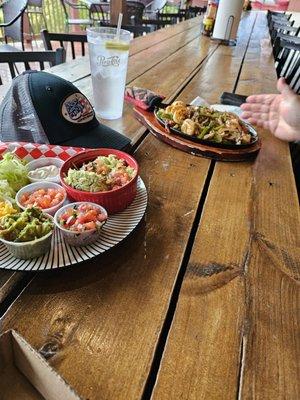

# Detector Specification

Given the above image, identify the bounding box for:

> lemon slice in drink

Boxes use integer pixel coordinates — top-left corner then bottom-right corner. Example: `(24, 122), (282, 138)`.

(105, 41), (129, 51)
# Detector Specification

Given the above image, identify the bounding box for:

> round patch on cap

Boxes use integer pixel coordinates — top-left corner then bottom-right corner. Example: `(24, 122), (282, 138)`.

(61, 93), (94, 124)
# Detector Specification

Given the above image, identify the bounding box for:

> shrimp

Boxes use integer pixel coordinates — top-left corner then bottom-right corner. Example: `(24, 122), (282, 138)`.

(171, 101), (185, 108)
(173, 108), (189, 124)
(181, 119), (196, 135)
(166, 101), (186, 115)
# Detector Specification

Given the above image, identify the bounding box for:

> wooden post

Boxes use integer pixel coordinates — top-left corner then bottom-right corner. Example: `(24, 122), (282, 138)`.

(23, 13), (33, 46)
(70, 5), (80, 32)
(110, 0), (128, 24)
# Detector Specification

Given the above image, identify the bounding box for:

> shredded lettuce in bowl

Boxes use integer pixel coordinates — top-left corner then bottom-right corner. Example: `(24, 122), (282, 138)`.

(0, 179), (16, 202)
(0, 152), (29, 194)
(65, 170), (107, 192)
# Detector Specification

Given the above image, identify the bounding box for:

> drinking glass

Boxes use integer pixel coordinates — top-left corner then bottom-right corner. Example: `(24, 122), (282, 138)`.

(87, 27), (131, 120)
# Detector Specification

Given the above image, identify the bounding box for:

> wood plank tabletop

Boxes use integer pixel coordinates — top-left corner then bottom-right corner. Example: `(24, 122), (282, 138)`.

(0, 15), (207, 306)
(152, 12), (300, 400)
(0, 12), (299, 400)
(49, 16), (203, 84)
(0, 17), (202, 103)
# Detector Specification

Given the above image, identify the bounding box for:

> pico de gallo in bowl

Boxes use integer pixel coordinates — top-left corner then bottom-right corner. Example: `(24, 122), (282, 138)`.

(54, 202), (108, 246)
(60, 149), (139, 214)
(16, 182), (67, 216)
(58, 203), (107, 232)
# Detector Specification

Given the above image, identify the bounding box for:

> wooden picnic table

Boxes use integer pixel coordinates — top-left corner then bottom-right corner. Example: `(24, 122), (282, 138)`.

(0, 12), (299, 400)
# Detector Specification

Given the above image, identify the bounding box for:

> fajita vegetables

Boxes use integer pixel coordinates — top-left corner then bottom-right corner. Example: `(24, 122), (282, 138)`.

(156, 101), (255, 145)
(0, 207), (53, 243)
(65, 154), (136, 192)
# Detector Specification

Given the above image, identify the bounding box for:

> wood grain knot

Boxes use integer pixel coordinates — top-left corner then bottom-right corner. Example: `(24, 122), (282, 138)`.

(39, 340), (61, 360)
(253, 231), (276, 250)
(253, 231), (300, 281)
(187, 263), (235, 277)
(184, 262), (241, 295)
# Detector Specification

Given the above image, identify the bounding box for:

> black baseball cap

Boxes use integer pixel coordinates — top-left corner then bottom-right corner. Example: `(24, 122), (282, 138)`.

(0, 70), (131, 150)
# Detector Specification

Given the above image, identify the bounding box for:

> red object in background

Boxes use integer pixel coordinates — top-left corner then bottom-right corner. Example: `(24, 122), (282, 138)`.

(60, 148), (139, 214)
(251, 1), (289, 11)
(125, 87), (165, 111)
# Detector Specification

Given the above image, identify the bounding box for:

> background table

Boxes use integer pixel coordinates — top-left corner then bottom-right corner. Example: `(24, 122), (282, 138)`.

(0, 12), (299, 400)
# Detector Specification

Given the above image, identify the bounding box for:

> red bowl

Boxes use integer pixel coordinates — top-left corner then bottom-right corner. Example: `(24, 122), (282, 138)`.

(60, 149), (139, 214)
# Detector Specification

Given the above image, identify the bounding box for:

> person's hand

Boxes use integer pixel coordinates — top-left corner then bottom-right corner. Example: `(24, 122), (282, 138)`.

(241, 78), (300, 142)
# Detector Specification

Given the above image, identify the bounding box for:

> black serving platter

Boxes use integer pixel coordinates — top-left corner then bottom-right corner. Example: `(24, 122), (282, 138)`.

(154, 106), (259, 150)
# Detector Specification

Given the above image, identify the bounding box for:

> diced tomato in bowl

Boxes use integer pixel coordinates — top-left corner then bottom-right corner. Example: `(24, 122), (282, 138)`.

(16, 182), (67, 216)
(54, 202), (108, 247)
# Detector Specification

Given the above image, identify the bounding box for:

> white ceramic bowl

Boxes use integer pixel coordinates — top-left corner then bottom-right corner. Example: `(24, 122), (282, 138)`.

(0, 214), (54, 260)
(16, 182), (67, 216)
(27, 157), (64, 183)
(54, 202), (108, 247)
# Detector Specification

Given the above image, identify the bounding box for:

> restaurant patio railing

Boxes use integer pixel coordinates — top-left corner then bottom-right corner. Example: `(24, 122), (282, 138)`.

(30, 0), (69, 33)
(28, 1), (179, 35)
(0, 0), (181, 41)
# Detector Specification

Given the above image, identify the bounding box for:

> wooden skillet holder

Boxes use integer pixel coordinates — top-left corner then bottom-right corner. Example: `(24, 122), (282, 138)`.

(133, 107), (261, 162)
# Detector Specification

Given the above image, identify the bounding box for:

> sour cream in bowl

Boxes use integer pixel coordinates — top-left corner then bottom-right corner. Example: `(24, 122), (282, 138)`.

(27, 157), (64, 183)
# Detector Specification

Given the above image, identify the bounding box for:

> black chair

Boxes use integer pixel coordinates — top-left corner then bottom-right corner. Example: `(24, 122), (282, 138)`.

(273, 36), (298, 61)
(286, 54), (300, 94)
(123, 1), (164, 33)
(0, 47), (65, 81)
(269, 19), (294, 35)
(0, 0), (28, 51)
(156, 10), (186, 25)
(60, 0), (92, 32)
(99, 22), (151, 37)
(126, 1), (145, 25)
(144, 0), (167, 18)
(41, 29), (87, 59)
(274, 38), (300, 85)
(142, 2), (183, 30)
(267, 10), (292, 25)
(271, 25), (300, 46)
(187, 6), (206, 19)
(276, 32), (300, 43)
(89, 2), (110, 25)
(268, 10), (291, 16)
(142, 18), (170, 30)
(269, 14), (291, 23)
(142, 2), (172, 31)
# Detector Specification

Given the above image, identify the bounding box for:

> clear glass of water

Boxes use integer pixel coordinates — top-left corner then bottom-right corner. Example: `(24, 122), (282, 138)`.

(87, 27), (131, 120)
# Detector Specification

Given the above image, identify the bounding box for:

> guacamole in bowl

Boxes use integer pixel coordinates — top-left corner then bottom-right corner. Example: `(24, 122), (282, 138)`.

(0, 207), (54, 259)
